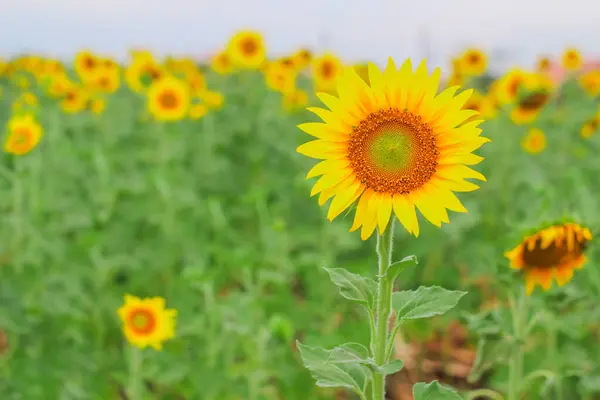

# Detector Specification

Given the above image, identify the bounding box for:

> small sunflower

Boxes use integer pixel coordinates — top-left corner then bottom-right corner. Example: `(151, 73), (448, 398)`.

(61, 86), (89, 114)
(296, 58), (489, 240)
(264, 63), (297, 93)
(561, 48), (583, 71)
(462, 90), (484, 122)
(459, 48), (488, 76)
(74, 50), (99, 80)
(117, 294), (177, 350)
(510, 91), (551, 125)
(4, 114), (43, 155)
(91, 68), (121, 94)
(147, 76), (190, 121)
(580, 114), (599, 139)
(226, 30), (266, 69)
(312, 54), (343, 93)
(521, 128), (546, 154)
(189, 103), (209, 120)
(496, 68), (530, 105)
(198, 90), (225, 111)
(283, 89), (309, 112)
(505, 223), (592, 295)
(89, 98), (106, 115)
(536, 56), (551, 73)
(579, 69), (600, 97)
(293, 48), (313, 69)
(211, 51), (233, 74)
(126, 60), (166, 93)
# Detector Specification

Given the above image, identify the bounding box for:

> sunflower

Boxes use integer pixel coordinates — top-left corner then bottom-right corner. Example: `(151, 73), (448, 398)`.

(264, 63), (297, 93)
(117, 294), (177, 350)
(186, 71), (207, 96)
(479, 95), (499, 120)
(462, 90), (484, 122)
(510, 90), (551, 125)
(199, 90), (225, 110)
(283, 89), (309, 112)
(496, 68), (530, 105)
(91, 68), (121, 94)
(505, 223), (592, 295)
(226, 30), (266, 69)
(561, 48), (582, 71)
(580, 114), (599, 139)
(125, 59), (166, 93)
(579, 69), (600, 97)
(293, 48), (313, 69)
(312, 54), (343, 93)
(147, 76), (190, 121)
(4, 114), (43, 155)
(296, 58), (489, 239)
(521, 128), (546, 154)
(458, 48), (487, 76)
(211, 51), (233, 74)
(89, 98), (106, 115)
(536, 56), (551, 73)
(189, 103), (209, 120)
(74, 50), (99, 80)
(61, 86), (89, 114)
(353, 64), (370, 85)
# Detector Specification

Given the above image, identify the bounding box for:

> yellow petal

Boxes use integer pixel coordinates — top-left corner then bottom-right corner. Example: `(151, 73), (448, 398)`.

(413, 186), (450, 227)
(327, 180), (363, 221)
(392, 193), (419, 237)
(296, 140), (347, 160)
(350, 189), (374, 232)
(376, 194), (393, 233)
(310, 168), (353, 196)
(297, 122), (348, 141)
(306, 159), (350, 179)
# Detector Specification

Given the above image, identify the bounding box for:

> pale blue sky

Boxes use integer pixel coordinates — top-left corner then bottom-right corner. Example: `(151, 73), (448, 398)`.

(2, 0), (598, 71)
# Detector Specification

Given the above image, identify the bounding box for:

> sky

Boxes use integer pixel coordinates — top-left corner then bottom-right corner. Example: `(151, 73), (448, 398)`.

(1, 0), (598, 71)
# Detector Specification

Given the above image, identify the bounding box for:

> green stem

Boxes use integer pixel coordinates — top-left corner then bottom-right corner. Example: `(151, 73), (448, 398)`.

(465, 388), (505, 400)
(507, 290), (526, 400)
(371, 220), (395, 400)
(127, 346), (144, 400)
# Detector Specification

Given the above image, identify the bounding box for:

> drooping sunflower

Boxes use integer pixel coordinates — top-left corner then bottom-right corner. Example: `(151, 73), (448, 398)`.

(296, 58), (489, 240)
(147, 76), (190, 121)
(4, 114), (43, 155)
(226, 30), (266, 69)
(521, 127), (546, 154)
(117, 294), (177, 350)
(458, 48), (488, 76)
(505, 223), (592, 295)
(210, 51), (233, 74)
(312, 54), (343, 93)
(561, 47), (583, 71)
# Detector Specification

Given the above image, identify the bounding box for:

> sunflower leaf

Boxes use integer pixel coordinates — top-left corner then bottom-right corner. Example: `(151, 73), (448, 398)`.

(324, 268), (377, 308)
(385, 255), (418, 282)
(392, 286), (467, 321)
(413, 381), (463, 400)
(375, 359), (404, 375)
(297, 341), (372, 396)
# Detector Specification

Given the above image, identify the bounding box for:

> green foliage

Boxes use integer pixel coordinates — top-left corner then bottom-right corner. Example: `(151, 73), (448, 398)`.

(413, 380), (463, 400)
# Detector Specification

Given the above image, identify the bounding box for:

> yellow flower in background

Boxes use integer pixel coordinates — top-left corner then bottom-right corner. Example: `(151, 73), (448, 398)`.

(579, 69), (600, 97)
(90, 98), (106, 115)
(226, 30), (266, 69)
(61, 86), (89, 114)
(293, 48), (313, 69)
(147, 76), (190, 121)
(505, 223), (592, 295)
(283, 89), (309, 112)
(561, 47), (583, 71)
(75, 50), (100, 80)
(199, 90), (224, 110)
(521, 128), (546, 154)
(264, 63), (297, 93)
(211, 51), (233, 74)
(580, 116), (599, 139)
(312, 54), (343, 93)
(459, 48), (488, 76)
(496, 68), (529, 105)
(90, 68), (121, 94)
(4, 114), (43, 156)
(511, 91), (551, 125)
(296, 58), (489, 240)
(126, 59), (166, 93)
(117, 294), (177, 350)
(186, 71), (207, 96)
(189, 103), (209, 120)
(536, 56), (551, 73)
(479, 95), (499, 120)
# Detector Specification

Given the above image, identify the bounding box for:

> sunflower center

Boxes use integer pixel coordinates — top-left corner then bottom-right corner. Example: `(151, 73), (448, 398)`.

(522, 235), (587, 268)
(12, 128), (32, 146)
(128, 308), (156, 335)
(158, 90), (179, 110)
(321, 62), (335, 79)
(348, 108), (438, 194)
(83, 57), (95, 70)
(508, 79), (522, 97)
(240, 38), (258, 56)
(468, 53), (480, 64)
(519, 92), (549, 110)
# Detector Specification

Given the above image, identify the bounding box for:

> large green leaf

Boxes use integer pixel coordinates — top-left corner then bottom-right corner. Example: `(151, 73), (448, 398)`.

(413, 380), (463, 400)
(324, 268), (377, 308)
(392, 286), (467, 321)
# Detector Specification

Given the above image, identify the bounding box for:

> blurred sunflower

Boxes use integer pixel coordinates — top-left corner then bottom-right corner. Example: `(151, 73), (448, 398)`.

(61, 86), (89, 114)
(561, 48), (583, 71)
(462, 90), (484, 122)
(296, 58), (489, 239)
(186, 71), (207, 96)
(126, 60), (166, 93)
(459, 48), (487, 76)
(74, 50), (99, 80)
(511, 91), (551, 125)
(147, 76), (190, 121)
(312, 54), (343, 93)
(580, 114), (599, 139)
(579, 69), (600, 97)
(199, 90), (225, 111)
(479, 95), (499, 120)
(496, 68), (529, 105)
(283, 89), (309, 112)
(226, 30), (266, 69)
(536, 56), (551, 73)
(91, 68), (121, 94)
(293, 48), (313, 69)
(211, 51), (233, 74)
(4, 114), (43, 155)
(117, 294), (177, 350)
(521, 127), (546, 154)
(265, 63), (297, 93)
(89, 98), (106, 115)
(505, 222), (592, 295)
(189, 103), (209, 120)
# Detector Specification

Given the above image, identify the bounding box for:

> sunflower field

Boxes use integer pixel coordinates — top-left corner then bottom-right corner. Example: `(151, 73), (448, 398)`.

(1, 30), (600, 400)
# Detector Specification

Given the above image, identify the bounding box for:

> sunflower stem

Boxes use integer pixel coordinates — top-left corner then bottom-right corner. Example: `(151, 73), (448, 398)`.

(507, 289), (526, 400)
(126, 346), (144, 400)
(371, 220), (395, 400)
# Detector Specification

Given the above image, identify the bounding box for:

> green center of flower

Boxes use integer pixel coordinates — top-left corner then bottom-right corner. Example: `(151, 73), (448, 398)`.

(368, 131), (413, 171)
(128, 309), (156, 335)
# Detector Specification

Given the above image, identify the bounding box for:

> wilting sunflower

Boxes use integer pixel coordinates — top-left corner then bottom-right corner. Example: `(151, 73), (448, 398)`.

(226, 30), (266, 69)
(312, 54), (343, 93)
(211, 51), (233, 74)
(117, 294), (177, 350)
(296, 58), (489, 240)
(147, 76), (190, 121)
(521, 128), (546, 154)
(505, 223), (592, 295)
(4, 114), (43, 155)
(459, 48), (487, 76)
(561, 48), (583, 71)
